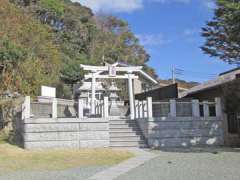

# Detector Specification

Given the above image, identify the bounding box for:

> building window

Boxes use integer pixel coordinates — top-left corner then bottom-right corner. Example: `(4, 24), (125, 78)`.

(209, 105), (216, 117)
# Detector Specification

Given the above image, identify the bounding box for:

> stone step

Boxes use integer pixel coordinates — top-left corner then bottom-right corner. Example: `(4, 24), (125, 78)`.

(110, 131), (142, 137)
(110, 127), (141, 132)
(109, 124), (138, 129)
(110, 141), (148, 148)
(108, 117), (129, 120)
(110, 138), (146, 144)
(109, 120), (137, 124)
(109, 118), (147, 148)
(109, 122), (138, 127)
(110, 131), (141, 136)
(110, 136), (142, 141)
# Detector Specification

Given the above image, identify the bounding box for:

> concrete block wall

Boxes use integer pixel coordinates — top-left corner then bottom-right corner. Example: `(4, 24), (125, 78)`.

(137, 117), (224, 148)
(23, 118), (109, 150)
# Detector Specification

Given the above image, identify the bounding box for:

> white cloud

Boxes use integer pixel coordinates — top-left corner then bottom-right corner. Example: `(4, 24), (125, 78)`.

(136, 33), (171, 46)
(71, 0), (216, 13)
(148, 0), (191, 4)
(183, 28), (202, 43)
(203, 0), (216, 9)
(149, 0), (216, 9)
(183, 28), (199, 36)
(72, 0), (143, 13)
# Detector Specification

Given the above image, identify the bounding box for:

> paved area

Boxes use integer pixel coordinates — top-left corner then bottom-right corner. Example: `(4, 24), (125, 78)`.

(0, 166), (109, 180)
(1, 148), (240, 180)
(88, 148), (158, 180)
(115, 148), (240, 180)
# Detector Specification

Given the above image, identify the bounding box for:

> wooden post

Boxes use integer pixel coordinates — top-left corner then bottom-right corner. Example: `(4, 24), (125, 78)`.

(192, 99), (200, 117)
(147, 97), (153, 118)
(203, 101), (209, 117)
(215, 97), (222, 117)
(104, 97), (109, 118)
(52, 98), (57, 118)
(78, 99), (84, 118)
(170, 99), (177, 117)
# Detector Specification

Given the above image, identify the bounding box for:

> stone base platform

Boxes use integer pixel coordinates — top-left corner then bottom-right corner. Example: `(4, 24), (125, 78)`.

(23, 118), (110, 150)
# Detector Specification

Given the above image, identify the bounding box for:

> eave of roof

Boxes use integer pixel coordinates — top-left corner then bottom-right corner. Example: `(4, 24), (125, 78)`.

(179, 73), (238, 98)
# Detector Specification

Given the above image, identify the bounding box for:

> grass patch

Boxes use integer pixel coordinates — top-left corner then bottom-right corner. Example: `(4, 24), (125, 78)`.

(0, 131), (8, 144)
(0, 142), (134, 175)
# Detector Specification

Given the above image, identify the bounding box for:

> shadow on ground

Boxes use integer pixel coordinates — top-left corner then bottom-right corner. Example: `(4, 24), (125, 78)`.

(152, 147), (240, 154)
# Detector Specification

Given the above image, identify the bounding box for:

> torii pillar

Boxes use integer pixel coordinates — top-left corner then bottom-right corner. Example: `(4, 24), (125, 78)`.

(91, 72), (96, 115)
(127, 73), (135, 120)
(80, 63), (158, 119)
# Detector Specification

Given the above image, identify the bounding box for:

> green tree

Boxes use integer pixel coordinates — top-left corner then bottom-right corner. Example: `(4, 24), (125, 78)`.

(0, 39), (26, 73)
(9, 0), (158, 98)
(60, 64), (84, 88)
(201, 0), (240, 64)
(0, 0), (61, 95)
(0, 39), (27, 93)
(60, 58), (86, 93)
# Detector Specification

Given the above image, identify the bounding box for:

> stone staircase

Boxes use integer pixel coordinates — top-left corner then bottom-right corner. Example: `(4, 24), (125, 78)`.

(109, 117), (148, 148)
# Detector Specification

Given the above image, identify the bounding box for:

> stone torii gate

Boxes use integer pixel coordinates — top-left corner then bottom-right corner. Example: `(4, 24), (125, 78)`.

(80, 62), (157, 119)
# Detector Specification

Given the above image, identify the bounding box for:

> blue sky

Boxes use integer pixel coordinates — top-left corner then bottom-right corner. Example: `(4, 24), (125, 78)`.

(74, 0), (236, 82)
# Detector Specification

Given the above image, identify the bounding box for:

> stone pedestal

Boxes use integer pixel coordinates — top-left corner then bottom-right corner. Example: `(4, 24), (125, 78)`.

(109, 100), (121, 116)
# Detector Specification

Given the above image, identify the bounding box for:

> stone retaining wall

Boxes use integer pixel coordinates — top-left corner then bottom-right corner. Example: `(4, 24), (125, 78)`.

(137, 117), (224, 148)
(0, 115), (3, 129)
(23, 118), (109, 150)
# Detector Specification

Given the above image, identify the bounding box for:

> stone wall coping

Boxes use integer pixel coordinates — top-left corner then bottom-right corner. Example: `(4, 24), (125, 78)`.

(24, 118), (109, 124)
(136, 117), (222, 122)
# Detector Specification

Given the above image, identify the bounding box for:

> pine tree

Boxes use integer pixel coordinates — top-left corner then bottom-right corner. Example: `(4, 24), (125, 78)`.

(201, 0), (240, 65)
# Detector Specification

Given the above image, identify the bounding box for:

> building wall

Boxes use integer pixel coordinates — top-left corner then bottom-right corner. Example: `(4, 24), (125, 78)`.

(137, 117), (224, 148)
(135, 84), (178, 101)
(185, 87), (223, 101)
(185, 85), (240, 147)
(23, 118), (109, 149)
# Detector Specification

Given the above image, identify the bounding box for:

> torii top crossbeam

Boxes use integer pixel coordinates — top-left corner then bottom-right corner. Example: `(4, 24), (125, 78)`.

(80, 64), (142, 72)
(80, 62), (157, 119)
(80, 62), (157, 84)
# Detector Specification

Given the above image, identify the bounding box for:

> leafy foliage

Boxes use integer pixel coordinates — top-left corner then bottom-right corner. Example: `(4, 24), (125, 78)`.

(40, 0), (65, 16)
(0, 0), (61, 95)
(201, 0), (240, 64)
(0, 39), (26, 67)
(3, 0), (158, 98)
(60, 62), (85, 87)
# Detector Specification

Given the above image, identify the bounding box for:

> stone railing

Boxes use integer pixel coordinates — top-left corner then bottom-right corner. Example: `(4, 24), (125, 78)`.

(134, 97), (222, 119)
(22, 96), (109, 119)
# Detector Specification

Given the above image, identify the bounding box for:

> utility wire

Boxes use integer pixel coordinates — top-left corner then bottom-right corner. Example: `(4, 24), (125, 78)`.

(171, 67), (218, 83)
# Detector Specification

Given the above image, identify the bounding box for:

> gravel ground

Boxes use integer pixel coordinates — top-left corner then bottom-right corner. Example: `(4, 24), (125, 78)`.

(0, 166), (109, 180)
(115, 148), (240, 180)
